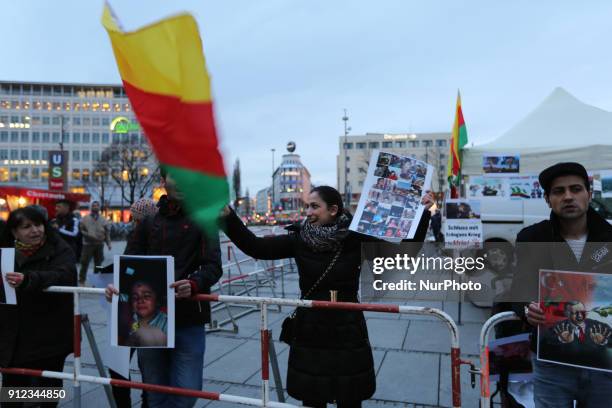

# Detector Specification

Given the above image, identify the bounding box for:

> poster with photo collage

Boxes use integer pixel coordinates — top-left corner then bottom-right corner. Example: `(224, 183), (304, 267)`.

(349, 150), (433, 241)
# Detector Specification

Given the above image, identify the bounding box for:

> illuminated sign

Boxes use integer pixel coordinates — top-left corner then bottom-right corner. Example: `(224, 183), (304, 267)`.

(48, 151), (68, 191)
(110, 116), (140, 134)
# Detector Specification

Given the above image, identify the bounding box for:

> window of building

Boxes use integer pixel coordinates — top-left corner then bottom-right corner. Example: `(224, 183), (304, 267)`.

(396, 141), (406, 148)
(82, 168), (90, 182)
(436, 140), (447, 147)
(343, 143), (353, 149)
(101, 118), (110, 126)
(11, 116), (19, 123)
(409, 140), (420, 148)
(72, 169), (80, 180)
(62, 132), (69, 143)
(0, 131), (7, 142)
(31, 116), (41, 125)
(32, 150), (40, 160)
(83, 117), (91, 126)
(368, 142), (379, 148)
(32, 132), (40, 143)
(20, 132), (29, 143)
(83, 133), (90, 144)
(0, 150), (7, 159)
(40, 169), (49, 180)
(382, 141), (393, 148)
(423, 140), (433, 147)
(42, 116), (50, 125)
(20, 168), (28, 180)
(82, 151), (90, 161)
(20, 150), (28, 160)
(73, 150), (80, 161)
(32, 168), (40, 179)
(42, 132), (50, 143)
(92, 118), (100, 126)
(73, 117), (81, 125)
(112, 133), (121, 143)
(356, 142), (366, 149)
(0, 167), (8, 182)
(92, 133), (100, 143)
(52, 132), (60, 143)
(51, 117), (60, 125)
(10, 168), (18, 181)
(10, 132), (18, 142)
(92, 151), (100, 161)
(73, 133), (81, 143)
(102, 133), (109, 144)
(42, 150), (48, 159)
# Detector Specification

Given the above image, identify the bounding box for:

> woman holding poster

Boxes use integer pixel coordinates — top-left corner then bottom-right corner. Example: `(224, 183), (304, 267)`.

(222, 186), (433, 407)
(0, 206), (76, 394)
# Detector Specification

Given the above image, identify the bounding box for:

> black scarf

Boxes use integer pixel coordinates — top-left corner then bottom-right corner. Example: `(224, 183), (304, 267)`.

(299, 212), (351, 252)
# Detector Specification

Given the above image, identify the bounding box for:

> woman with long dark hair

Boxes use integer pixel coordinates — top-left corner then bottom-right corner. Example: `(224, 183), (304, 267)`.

(0, 206), (77, 405)
(222, 186), (433, 407)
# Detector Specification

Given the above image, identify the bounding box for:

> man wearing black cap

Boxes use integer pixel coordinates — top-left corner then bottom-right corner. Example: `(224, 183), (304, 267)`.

(511, 162), (612, 407)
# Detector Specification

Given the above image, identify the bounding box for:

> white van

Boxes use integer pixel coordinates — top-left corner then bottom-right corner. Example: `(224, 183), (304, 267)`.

(478, 194), (612, 270)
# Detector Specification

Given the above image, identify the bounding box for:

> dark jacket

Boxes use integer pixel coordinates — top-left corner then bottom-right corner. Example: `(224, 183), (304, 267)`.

(511, 207), (612, 350)
(0, 233), (77, 367)
(125, 196), (223, 327)
(51, 213), (80, 256)
(223, 209), (431, 402)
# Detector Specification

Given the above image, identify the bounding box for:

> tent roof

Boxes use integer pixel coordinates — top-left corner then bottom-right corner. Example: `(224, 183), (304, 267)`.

(470, 87), (612, 151)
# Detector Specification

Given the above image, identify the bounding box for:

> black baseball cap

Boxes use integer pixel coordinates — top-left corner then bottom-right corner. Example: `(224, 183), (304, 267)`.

(538, 162), (589, 194)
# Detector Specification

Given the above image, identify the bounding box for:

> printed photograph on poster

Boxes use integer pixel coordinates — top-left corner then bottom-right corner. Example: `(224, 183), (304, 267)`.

(0, 248), (17, 305)
(111, 255), (175, 348)
(467, 176), (509, 199)
(538, 269), (612, 372)
(482, 153), (520, 175)
(350, 150), (433, 241)
(600, 171), (612, 198)
(443, 199), (483, 249)
(509, 176), (544, 200)
(488, 333), (533, 382)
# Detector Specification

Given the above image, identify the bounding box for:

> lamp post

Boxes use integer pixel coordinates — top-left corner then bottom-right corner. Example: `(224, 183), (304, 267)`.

(271, 148), (275, 214)
(342, 109), (350, 206)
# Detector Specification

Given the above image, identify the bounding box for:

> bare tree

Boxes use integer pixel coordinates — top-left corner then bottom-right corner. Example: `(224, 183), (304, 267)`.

(96, 136), (160, 209)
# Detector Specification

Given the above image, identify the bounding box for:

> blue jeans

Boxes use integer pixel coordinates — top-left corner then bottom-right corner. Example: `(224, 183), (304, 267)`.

(138, 325), (206, 408)
(533, 359), (612, 407)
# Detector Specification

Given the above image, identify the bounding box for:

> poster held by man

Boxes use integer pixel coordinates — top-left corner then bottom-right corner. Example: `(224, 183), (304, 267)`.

(111, 255), (175, 348)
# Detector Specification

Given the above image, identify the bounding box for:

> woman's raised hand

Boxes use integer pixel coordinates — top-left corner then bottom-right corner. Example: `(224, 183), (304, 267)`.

(421, 191), (435, 210)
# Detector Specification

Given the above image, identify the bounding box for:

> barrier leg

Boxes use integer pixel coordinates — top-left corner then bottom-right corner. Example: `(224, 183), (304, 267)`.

(260, 302), (270, 407)
(268, 331), (286, 402)
(81, 314), (118, 408)
(73, 293), (82, 408)
(451, 347), (461, 408)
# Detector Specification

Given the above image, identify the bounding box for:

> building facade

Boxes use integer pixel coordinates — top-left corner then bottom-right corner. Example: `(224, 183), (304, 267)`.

(337, 132), (450, 209)
(0, 81), (158, 220)
(272, 152), (311, 219)
(255, 186), (271, 215)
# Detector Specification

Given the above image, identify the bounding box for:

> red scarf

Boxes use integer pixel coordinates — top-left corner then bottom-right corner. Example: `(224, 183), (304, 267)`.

(15, 237), (46, 257)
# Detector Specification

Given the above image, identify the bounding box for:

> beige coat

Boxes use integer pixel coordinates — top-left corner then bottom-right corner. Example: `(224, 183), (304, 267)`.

(80, 214), (110, 246)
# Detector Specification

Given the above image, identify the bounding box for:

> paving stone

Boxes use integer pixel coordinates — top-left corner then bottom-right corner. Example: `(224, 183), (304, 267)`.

(367, 318), (410, 349)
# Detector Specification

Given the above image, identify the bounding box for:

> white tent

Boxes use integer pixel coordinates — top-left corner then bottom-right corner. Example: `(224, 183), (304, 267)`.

(462, 87), (612, 175)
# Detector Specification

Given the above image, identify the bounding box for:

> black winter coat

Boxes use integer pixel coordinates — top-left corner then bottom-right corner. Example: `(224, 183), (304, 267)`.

(511, 207), (612, 350)
(0, 234), (76, 367)
(223, 210), (431, 402)
(125, 196), (223, 327)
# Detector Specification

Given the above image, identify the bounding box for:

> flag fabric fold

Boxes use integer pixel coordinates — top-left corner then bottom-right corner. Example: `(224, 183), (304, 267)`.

(447, 91), (468, 198)
(102, 4), (229, 235)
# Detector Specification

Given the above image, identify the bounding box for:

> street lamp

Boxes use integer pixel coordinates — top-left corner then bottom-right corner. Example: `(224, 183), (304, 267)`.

(342, 109), (350, 206)
(271, 148), (275, 214)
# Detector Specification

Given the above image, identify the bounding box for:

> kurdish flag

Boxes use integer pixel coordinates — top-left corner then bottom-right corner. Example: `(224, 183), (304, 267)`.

(447, 91), (468, 198)
(102, 5), (229, 235)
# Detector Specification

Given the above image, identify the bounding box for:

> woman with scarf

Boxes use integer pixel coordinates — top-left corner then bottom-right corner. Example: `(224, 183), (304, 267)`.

(222, 186), (433, 407)
(0, 206), (77, 404)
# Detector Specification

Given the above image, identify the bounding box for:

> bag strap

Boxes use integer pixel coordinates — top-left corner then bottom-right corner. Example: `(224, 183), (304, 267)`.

(301, 245), (343, 300)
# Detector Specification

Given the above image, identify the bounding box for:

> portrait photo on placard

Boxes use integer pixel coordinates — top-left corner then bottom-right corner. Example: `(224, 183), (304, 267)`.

(112, 255), (175, 348)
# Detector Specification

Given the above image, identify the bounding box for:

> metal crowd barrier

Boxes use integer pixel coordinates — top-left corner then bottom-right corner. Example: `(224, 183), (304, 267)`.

(478, 311), (521, 407)
(0, 287), (466, 408)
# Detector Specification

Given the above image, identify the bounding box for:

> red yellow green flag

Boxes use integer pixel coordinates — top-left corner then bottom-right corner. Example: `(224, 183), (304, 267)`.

(447, 91), (468, 198)
(102, 5), (228, 235)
